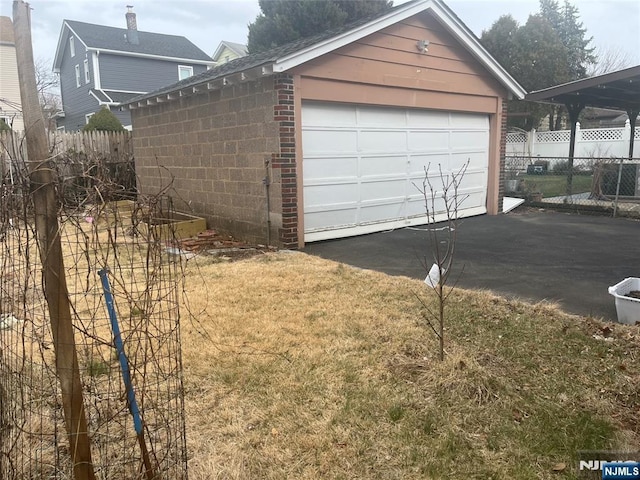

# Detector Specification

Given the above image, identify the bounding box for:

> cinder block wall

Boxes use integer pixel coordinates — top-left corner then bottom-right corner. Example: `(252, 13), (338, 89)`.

(131, 77), (284, 246)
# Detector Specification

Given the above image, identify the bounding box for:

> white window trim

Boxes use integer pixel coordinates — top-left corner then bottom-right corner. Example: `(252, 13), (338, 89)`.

(75, 64), (81, 87)
(92, 52), (101, 89)
(178, 65), (193, 80)
(70, 36), (75, 57)
(56, 125), (66, 132)
(85, 113), (95, 124)
(84, 59), (90, 84)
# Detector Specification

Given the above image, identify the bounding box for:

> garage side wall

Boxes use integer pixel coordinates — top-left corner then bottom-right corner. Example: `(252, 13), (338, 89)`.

(131, 77), (285, 246)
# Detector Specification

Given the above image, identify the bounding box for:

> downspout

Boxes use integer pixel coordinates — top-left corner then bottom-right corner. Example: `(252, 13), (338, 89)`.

(263, 157), (271, 246)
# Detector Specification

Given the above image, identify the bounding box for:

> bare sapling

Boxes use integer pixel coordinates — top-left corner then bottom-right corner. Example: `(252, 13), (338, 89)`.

(414, 160), (469, 361)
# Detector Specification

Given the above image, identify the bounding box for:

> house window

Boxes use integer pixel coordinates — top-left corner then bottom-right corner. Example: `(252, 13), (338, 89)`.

(75, 64), (81, 87)
(84, 59), (90, 83)
(70, 36), (75, 57)
(178, 65), (193, 80)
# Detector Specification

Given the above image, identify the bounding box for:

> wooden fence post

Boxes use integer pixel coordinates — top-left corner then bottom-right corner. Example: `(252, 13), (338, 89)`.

(12, 2), (96, 479)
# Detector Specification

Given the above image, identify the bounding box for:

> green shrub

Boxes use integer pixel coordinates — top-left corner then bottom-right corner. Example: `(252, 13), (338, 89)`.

(0, 118), (11, 132)
(83, 107), (125, 132)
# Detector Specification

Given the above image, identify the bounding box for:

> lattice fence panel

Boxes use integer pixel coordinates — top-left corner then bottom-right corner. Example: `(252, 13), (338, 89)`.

(581, 128), (623, 141)
(535, 130), (571, 143)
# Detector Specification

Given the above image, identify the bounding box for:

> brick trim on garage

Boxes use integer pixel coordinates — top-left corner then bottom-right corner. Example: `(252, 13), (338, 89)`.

(272, 74), (299, 248)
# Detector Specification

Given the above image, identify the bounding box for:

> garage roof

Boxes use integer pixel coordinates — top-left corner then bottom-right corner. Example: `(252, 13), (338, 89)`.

(128, 0), (526, 108)
(526, 65), (640, 111)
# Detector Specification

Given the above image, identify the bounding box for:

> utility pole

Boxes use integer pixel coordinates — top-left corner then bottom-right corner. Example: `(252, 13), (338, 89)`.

(12, 2), (96, 479)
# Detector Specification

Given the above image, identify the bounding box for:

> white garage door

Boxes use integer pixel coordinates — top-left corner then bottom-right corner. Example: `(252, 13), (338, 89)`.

(302, 102), (490, 242)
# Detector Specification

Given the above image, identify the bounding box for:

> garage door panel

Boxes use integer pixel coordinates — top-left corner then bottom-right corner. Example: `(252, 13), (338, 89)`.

(459, 191), (487, 210)
(359, 130), (407, 153)
(304, 182), (359, 208)
(360, 178), (406, 202)
(408, 131), (450, 151)
(360, 155), (407, 177)
(450, 151), (487, 169)
(358, 106), (407, 126)
(408, 154), (451, 175)
(407, 109), (450, 127)
(451, 130), (489, 149)
(305, 156), (358, 179)
(302, 102), (489, 241)
(406, 195), (447, 216)
(302, 103), (356, 126)
(457, 171), (488, 190)
(359, 203), (406, 224)
(407, 172), (455, 189)
(304, 129), (358, 153)
(449, 113), (489, 128)
(305, 207), (357, 231)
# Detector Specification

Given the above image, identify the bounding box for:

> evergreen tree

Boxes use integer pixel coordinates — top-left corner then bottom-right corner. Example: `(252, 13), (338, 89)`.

(83, 107), (125, 132)
(558, 0), (595, 79)
(481, 0), (595, 130)
(480, 15), (520, 69)
(247, 0), (393, 53)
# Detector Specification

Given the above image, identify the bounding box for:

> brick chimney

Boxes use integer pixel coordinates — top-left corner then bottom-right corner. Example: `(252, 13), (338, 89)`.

(125, 5), (139, 45)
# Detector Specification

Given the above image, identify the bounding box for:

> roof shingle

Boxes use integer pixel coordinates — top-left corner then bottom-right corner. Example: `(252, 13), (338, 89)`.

(65, 20), (212, 61)
(125, 5), (398, 105)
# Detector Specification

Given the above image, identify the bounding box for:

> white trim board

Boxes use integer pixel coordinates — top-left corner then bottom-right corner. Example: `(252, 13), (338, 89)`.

(502, 197), (525, 213)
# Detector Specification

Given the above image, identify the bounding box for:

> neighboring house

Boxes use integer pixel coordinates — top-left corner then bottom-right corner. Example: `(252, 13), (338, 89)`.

(212, 41), (248, 64)
(0, 16), (24, 131)
(127, 0), (526, 249)
(53, 7), (214, 131)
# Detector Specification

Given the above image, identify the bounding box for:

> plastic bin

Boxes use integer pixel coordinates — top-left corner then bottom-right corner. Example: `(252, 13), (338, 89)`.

(608, 277), (640, 325)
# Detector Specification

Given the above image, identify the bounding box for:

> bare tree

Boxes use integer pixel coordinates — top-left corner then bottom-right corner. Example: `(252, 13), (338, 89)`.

(414, 160), (469, 361)
(588, 46), (635, 76)
(34, 58), (62, 131)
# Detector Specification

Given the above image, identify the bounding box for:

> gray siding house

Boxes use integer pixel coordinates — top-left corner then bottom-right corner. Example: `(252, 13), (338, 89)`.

(53, 7), (214, 131)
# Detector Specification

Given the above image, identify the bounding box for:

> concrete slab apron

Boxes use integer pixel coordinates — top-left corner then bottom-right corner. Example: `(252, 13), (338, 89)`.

(305, 210), (640, 322)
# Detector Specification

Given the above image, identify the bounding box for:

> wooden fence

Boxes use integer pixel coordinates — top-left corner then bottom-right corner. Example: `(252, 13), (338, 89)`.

(0, 130), (136, 201)
(0, 130), (133, 165)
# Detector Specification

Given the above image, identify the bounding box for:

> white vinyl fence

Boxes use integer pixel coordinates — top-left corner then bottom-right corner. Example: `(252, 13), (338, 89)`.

(506, 121), (640, 158)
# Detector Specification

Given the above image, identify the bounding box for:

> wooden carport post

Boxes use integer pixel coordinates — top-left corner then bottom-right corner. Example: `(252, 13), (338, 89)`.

(614, 108), (640, 217)
(12, 2), (96, 479)
(565, 100), (585, 198)
(626, 109), (638, 160)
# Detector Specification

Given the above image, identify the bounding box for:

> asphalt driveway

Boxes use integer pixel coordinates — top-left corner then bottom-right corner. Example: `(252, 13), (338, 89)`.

(305, 208), (640, 321)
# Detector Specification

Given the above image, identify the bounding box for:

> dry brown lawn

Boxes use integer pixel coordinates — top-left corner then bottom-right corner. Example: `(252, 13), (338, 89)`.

(179, 251), (640, 480)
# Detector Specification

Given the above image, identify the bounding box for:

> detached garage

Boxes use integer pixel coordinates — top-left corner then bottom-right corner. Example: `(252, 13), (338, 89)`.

(128, 0), (525, 248)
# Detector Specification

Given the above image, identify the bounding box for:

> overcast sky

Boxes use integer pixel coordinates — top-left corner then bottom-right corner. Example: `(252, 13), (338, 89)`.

(1, 0), (638, 71)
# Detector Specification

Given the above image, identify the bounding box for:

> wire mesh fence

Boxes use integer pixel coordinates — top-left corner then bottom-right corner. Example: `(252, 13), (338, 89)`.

(505, 156), (640, 216)
(0, 140), (187, 479)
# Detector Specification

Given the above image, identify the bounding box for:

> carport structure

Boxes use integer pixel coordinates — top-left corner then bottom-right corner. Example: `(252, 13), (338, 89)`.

(527, 65), (640, 201)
